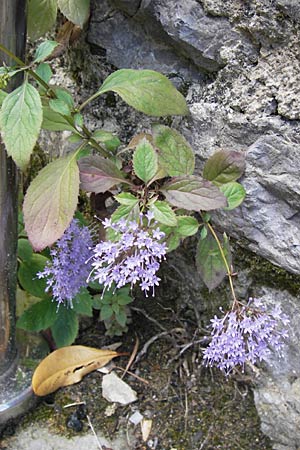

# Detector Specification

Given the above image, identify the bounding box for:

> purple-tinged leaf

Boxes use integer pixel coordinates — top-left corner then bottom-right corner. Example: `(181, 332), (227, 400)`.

(160, 176), (227, 211)
(153, 124), (195, 176)
(23, 152), (80, 251)
(196, 230), (231, 291)
(78, 155), (132, 193)
(203, 150), (246, 185)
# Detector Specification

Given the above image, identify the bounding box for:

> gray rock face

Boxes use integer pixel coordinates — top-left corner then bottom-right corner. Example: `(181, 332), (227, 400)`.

(87, 1), (300, 447)
(253, 287), (300, 450)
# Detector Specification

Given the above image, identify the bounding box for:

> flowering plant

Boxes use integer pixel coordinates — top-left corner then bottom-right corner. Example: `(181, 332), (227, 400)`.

(0, 34), (288, 374)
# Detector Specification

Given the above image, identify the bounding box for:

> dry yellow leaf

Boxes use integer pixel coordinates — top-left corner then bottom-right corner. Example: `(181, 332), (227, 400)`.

(32, 345), (124, 396)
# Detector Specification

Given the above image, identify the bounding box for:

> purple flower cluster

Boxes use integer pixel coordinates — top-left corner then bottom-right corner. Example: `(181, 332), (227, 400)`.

(203, 298), (289, 375)
(38, 219), (93, 307)
(89, 212), (167, 297)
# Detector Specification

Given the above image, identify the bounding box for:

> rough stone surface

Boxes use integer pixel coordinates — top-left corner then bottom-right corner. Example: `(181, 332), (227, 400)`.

(88, 0), (300, 278)
(253, 287), (300, 450)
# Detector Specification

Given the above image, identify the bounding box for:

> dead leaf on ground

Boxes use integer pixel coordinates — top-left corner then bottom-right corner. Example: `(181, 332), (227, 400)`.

(32, 345), (125, 396)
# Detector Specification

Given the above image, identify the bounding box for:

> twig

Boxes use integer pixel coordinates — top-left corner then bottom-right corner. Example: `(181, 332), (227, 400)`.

(63, 401), (86, 409)
(114, 366), (149, 385)
(134, 328), (184, 364)
(86, 414), (103, 450)
(131, 307), (167, 332)
(198, 424), (213, 450)
(121, 336), (139, 379)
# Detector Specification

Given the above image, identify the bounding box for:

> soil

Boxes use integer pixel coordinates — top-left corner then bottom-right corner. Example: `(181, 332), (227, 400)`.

(0, 287), (272, 450)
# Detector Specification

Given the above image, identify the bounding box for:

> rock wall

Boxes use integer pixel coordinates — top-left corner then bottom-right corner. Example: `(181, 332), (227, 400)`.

(85, 1), (300, 448)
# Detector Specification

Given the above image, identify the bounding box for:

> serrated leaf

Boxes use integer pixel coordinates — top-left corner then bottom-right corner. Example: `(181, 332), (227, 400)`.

(115, 310), (127, 327)
(133, 138), (158, 183)
(79, 154), (131, 193)
(27, 0), (57, 39)
(117, 295), (133, 306)
(17, 298), (57, 332)
(17, 238), (33, 261)
(203, 150), (246, 186)
(161, 176), (227, 211)
(150, 201), (177, 226)
(42, 105), (76, 131)
(115, 192), (139, 206)
(53, 87), (74, 109)
(92, 130), (121, 152)
(153, 124), (195, 176)
(49, 98), (71, 116)
(97, 69), (189, 116)
(0, 81), (42, 170)
(111, 204), (140, 223)
(101, 304), (114, 321)
(58, 0), (90, 27)
(196, 230), (231, 291)
(177, 216), (199, 237)
(35, 63), (53, 84)
(18, 254), (49, 298)
(72, 289), (93, 317)
(51, 306), (79, 347)
(32, 345), (122, 396)
(219, 182), (246, 210)
(23, 152), (80, 251)
(34, 40), (59, 62)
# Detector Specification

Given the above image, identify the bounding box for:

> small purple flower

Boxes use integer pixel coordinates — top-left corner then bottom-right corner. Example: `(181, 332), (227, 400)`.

(38, 219), (94, 307)
(203, 298), (290, 375)
(89, 214), (167, 297)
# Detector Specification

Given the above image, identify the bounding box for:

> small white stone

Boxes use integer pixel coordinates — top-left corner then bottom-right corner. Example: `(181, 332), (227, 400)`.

(129, 411), (144, 425)
(102, 372), (138, 405)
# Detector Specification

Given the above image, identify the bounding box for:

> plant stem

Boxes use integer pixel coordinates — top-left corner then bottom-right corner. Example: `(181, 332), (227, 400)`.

(0, 42), (111, 158)
(78, 91), (101, 112)
(206, 222), (238, 304)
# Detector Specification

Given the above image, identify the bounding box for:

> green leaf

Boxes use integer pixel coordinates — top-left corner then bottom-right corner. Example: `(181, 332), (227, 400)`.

(115, 192), (139, 206)
(196, 230), (231, 291)
(110, 204), (140, 224)
(153, 125), (195, 176)
(112, 303), (120, 315)
(0, 81), (42, 170)
(177, 216), (199, 237)
(17, 298), (57, 332)
(49, 98), (71, 116)
(79, 155), (131, 193)
(74, 113), (84, 129)
(117, 295), (133, 306)
(133, 138), (158, 183)
(0, 90), (7, 106)
(51, 306), (79, 347)
(23, 151), (80, 251)
(18, 254), (49, 298)
(161, 176), (227, 211)
(100, 304), (114, 321)
(35, 63), (53, 84)
(200, 226), (208, 240)
(72, 289), (93, 317)
(219, 182), (246, 210)
(97, 69), (189, 116)
(27, 0), (57, 39)
(92, 130), (120, 152)
(115, 310), (127, 327)
(53, 87), (74, 109)
(57, 0), (90, 27)
(17, 238), (33, 261)
(34, 40), (59, 62)
(203, 150), (246, 186)
(150, 200), (177, 226)
(42, 105), (76, 131)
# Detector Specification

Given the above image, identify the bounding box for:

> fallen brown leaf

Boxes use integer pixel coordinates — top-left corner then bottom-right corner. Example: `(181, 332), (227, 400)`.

(32, 345), (125, 396)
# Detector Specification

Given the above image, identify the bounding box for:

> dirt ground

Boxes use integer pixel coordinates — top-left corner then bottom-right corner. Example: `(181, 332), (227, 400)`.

(0, 285), (272, 450)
